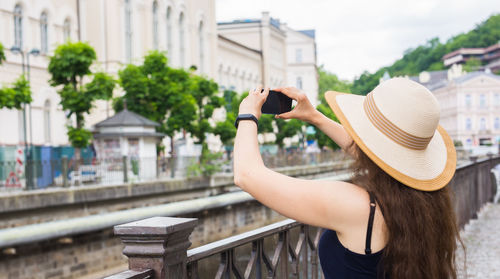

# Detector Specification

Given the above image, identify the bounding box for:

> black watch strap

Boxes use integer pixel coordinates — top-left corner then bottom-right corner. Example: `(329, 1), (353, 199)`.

(235, 114), (258, 129)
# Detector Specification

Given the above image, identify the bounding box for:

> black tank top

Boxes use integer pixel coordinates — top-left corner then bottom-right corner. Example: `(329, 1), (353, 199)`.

(318, 192), (385, 278)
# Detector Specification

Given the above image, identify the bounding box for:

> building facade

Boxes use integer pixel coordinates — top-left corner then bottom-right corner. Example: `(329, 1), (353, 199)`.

(0, 1), (319, 156)
(407, 67), (500, 147)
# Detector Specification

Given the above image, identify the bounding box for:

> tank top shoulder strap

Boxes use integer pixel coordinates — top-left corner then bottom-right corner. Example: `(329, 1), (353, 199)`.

(365, 192), (376, 255)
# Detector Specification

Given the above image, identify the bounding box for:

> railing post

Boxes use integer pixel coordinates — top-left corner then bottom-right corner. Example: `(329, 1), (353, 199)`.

(123, 155), (128, 183)
(62, 156), (68, 188)
(113, 216), (198, 279)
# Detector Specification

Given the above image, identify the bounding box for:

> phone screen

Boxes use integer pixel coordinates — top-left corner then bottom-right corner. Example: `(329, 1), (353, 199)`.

(261, 90), (293, 115)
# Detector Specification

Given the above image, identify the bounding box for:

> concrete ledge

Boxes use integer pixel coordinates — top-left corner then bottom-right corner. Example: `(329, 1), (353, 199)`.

(0, 161), (350, 214)
(0, 171), (351, 249)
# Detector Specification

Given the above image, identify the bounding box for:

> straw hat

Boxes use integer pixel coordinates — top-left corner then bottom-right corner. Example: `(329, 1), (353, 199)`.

(325, 77), (456, 191)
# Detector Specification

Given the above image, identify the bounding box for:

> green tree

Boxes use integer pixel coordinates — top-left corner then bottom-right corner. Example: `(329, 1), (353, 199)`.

(352, 14), (500, 95)
(0, 42), (32, 110)
(463, 57), (482, 72)
(48, 41), (116, 157)
(187, 75), (225, 147)
(114, 51), (195, 154)
(0, 42), (5, 64)
(0, 75), (32, 109)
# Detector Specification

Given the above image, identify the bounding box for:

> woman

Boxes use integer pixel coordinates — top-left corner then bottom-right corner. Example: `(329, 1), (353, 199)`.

(233, 77), (461, 279)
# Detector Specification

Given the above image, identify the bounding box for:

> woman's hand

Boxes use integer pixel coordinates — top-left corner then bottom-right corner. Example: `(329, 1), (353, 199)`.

(274, 87), (321, 124)
(238, 86), (269, 120)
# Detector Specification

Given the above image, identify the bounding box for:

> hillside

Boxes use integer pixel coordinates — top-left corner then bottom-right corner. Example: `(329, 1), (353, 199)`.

(350, 13), (500, 95)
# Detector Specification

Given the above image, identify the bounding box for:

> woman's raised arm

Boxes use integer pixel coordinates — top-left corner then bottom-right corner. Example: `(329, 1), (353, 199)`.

(274, 87), (353, 152)
(233, 87), (368, 232)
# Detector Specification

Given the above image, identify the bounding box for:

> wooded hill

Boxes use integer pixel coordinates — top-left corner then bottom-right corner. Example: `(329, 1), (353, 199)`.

(350, 13), (500, 95)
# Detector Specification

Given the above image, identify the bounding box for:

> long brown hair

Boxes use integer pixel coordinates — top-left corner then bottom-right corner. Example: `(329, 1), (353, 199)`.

(349, 143), (463, 279)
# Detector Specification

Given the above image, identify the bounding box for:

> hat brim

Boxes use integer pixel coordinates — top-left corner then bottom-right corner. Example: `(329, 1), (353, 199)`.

(325, 91), (456, 191)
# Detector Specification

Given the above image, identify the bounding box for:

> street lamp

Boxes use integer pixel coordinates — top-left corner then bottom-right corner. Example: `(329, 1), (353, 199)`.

(9, 46), (40, 190)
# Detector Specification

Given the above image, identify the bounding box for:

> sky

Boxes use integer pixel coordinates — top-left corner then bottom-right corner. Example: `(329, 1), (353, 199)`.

(216, 0), (500, 81)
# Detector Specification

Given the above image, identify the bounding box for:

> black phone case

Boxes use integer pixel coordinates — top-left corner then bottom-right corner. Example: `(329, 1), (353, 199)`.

(261, 90), (292, 114)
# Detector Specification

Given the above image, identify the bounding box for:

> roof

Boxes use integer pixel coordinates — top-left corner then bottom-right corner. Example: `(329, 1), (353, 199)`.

(419, 71), (500, 91)
(94, 109), (160, 128)
(218, 35), (261, 54)
(409, 70), (448, 90)
(93, 132), (165, 138)
(298, 30), (316, 39)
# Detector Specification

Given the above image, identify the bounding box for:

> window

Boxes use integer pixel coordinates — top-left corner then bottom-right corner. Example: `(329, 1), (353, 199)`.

(179, 12), (185, 67)
(296, 77), (303, 90)
(63, 18), (71, 41)
(495, 93), (500, 106)
(495, 117), (500, 130)
(124, 0), (132, 62)
(44, 100), (51, 143)
(14, 4), (23, 49)
(152, 1), (159, 49)
(480, 118), (486, 130)
(465, 94), (471, 107)
(479, 94), (486, 108)
(40, 12), (48, 54)
(296, 48), (302, 63)
(198, 21), (204, 73)
(166, 7), (172, 53)
(466, 118), (472, 130)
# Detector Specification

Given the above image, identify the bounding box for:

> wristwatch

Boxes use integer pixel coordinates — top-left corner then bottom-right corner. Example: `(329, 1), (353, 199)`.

(234, 114), (258, 129)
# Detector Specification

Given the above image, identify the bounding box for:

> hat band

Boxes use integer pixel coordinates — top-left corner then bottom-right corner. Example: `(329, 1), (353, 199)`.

(363, 93), (433, 150)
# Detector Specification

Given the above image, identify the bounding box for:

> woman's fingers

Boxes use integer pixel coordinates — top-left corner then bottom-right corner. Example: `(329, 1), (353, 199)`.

(276, 110), (295, 119)
(274, 87), (299, 100)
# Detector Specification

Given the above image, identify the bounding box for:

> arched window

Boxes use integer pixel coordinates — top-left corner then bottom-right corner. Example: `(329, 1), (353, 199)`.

(63, 18), (71, 41)
(179, 12), (185, 67)
(198, 21), (204, 72)
(480, 117), (486, 130)
(152, 1), (159, 49)
(124, 0), (132, 62)
(296, 76), (303, 89)
(14, 4), (23, 49)
(479, 94), (486, 108)
(44, 100), (51, 143)
(40, 12), (49, 54)
(166, 7), (172, 54)
(465, 94), (471, 107)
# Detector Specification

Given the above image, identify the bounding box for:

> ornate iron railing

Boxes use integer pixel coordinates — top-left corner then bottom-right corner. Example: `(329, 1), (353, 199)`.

(105, 154), (499, 279)
(186, 219), (323, 279)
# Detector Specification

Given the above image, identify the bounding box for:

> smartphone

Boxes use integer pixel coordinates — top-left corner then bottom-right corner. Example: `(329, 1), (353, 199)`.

(261, 90), (293, 114)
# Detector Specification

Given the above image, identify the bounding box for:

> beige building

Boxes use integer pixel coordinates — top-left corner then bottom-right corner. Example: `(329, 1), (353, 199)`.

(408, 67), (500, 147)
(0, 1), (318, 152)
(0, 0), (217, 148)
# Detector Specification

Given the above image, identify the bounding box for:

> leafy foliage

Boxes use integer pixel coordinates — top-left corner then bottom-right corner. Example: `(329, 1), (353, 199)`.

(187, 75), (224, 144)
(48, 41), (116, 149)
(463, 58), (482, 72)
(352, 14), (500, 95)
(187, 144), (224, 177)
(115, 51), (195, 141)
(0, 42), (5, 64)
(0, 75), (32, 109)
(67, 126), (93, 148)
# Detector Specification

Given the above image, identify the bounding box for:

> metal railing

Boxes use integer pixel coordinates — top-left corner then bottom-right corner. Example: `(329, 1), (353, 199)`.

(0, 150), (343, 191)
(186, 220), (323, 279)
(105, 155), (499, 279)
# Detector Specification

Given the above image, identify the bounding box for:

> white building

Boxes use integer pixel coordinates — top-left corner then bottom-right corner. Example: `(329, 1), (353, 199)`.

(408, 67), (500, 147)
(284, 26), (318, 107)
(0, 1), (319, 156)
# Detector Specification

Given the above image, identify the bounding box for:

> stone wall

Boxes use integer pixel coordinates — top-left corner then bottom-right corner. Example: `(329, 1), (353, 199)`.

(0, 199), (284, 279)
(0, 162), (348, 229)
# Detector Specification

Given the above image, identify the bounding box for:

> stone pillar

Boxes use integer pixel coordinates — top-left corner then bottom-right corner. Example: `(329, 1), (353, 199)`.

(114, 216), (198, 279)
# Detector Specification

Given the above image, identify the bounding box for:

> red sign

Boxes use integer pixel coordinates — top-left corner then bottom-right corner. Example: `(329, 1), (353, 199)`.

(5, 171), (21, 188)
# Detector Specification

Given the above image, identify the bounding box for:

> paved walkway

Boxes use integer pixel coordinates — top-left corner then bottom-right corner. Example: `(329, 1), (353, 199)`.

(457, 202), (500, 279)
